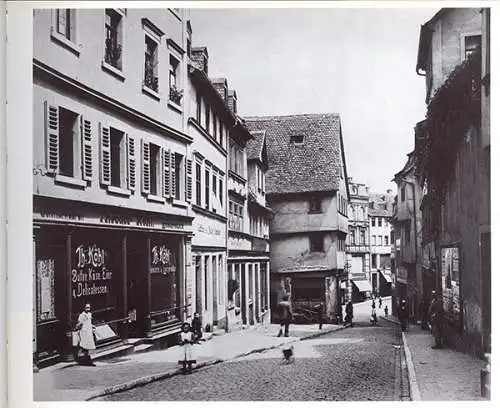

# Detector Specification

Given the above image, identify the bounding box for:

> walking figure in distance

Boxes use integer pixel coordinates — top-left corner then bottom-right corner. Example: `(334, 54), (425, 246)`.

(178, 322), (197, 374)
(370, 304), (378, 326)
(74, 303), (96, 366)
(398, 299), (410, 332)
(379, 296), (383, 308)
(384, 305), (389, 317)
(277, 295), (292, 337)
(344, 300), (354, 327)
(418, 297), (430, 331)
(428, 291), (444, 349)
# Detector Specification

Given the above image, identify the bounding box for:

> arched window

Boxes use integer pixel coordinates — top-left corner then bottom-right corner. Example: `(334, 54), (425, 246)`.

(348, 205), (354, 219)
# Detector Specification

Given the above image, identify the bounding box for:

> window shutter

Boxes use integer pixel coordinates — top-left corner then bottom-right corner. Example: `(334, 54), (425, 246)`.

(162, 147), (171, 198)
(99, 124), (111, 186)
(170, 151), (176, 198)
(80, 117), (92, 182)
(141, 140), (150, 194)
(126, 134), (136, 191)
(185, 158), (193, 202)
(44, 102), (59, 174)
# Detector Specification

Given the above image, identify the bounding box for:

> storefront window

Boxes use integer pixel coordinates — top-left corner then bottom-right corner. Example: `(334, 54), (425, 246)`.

(150, 239), (179, 324)
(71, 242), (116, 325)
(441, 246), (461, 325)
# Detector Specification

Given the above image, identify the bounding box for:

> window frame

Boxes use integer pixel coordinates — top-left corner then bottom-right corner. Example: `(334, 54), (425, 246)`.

(143, 32), (160, 98)
(461, 32), (482, 61)
(51, 9), (80, 55)
(310, 233), (324, 253)
(102, 8), (124, 76)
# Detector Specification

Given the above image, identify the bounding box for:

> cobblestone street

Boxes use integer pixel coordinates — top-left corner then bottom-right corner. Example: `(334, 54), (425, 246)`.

(101, 317), (408, 401)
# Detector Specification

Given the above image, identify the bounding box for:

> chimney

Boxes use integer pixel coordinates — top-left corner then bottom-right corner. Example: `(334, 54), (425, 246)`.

(348, 177), (353, 183)
(211, 78), (228, 103)
(191, 46), (208, 74)
(227, 90), (237, 114)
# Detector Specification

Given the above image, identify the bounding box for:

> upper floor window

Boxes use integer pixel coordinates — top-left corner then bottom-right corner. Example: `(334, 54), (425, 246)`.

(378, 218), (382, 227)
(337, 237), (345, 252)
(384, 235), (389, 246)
(464, 35), (481, 60)
(219, 118), (224, 145)
(290, 135), (304, 145)
(309, 196), (321, 213)
(229, 143), (245, 178)
(169, 55), (182, 105)
(360, 229), (366, 245)
(212, 110), (217, 138)
(56, 9), (76, 42)
(310, 233), (324, 252)
(104, 9), (123, 70)
(196, 93), (202, 123)
(43, 102), (92, 187)
(349, 228), (355, 245)
(229, 201), (243, 232)
(195, 161), (202, 206)
(205, 102), (210, 131)
(144, 35), (159, 93)
(401, 185), (406, 202)
(371, 217), (376, 227)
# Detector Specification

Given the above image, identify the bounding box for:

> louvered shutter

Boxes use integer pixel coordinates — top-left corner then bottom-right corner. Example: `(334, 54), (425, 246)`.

(162, 147), (171, 198)
(142, 140), (150, 194)
(170, 151), (176, 198)
(99, 124), (111, 185)
(45, 102), (59, 174)
(126, 134), (136, 191)
(80, 117), (92, 182)
(185, 158), (193, 202)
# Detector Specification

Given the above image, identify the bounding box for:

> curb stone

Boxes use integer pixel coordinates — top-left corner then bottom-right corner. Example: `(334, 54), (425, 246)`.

(86, 325), (345, 401)
(401, 331), (421, 401)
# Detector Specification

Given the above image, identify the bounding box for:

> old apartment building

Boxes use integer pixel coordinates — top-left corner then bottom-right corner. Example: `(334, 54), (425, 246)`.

(414, 8), (490, 356)
(245, 114), (350, 323)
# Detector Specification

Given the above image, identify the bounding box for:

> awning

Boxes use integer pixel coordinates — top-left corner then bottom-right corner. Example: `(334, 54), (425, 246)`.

(351, 279), (372, 292)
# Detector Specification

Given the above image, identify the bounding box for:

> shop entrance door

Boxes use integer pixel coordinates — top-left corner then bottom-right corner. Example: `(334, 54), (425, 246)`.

(127, 237), (147, 337)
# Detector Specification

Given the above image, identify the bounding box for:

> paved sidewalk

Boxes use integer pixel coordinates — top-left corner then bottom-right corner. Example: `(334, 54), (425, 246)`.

(34, 322), (342, 401)
(380, 316), (487, 401)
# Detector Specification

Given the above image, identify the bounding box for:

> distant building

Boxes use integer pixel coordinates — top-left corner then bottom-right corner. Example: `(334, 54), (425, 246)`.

(346, 179), (371, 302)
(368, 191), (394, 297)
(393, 148), (423, 320)
(245, 114), (350, 323)
(415, 8), (490, 356)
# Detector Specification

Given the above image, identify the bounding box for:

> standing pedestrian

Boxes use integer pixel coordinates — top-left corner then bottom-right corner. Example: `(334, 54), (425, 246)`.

(178, 322), (197, 374)
(428, 291), (443, 349)
(315, 303), (324, 330)
(277, 295), (292, 337)
(370, 304), (378, 325)
(398, 299), (410, 332)
(372, 298), (376, 309)
(75, 303), (96, 366)
(379, 296), (383, 308)
(191, 312), (203, 341)
(384, 305), (389, 317)
(345, 300), (354, 326)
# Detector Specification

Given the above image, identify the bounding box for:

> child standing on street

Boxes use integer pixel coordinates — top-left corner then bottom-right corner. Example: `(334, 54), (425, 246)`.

(178, 322), (197, 374)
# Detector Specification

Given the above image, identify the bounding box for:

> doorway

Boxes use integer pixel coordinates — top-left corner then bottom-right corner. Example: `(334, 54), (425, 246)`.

(481, 232), (491, 353)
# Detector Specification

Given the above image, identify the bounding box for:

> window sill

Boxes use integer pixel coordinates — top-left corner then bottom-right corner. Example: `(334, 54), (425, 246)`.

(54, 174), (87, 188)
(147, 194), (166, 203)
(142, 85), (160, 101)
(101, 61), (125, 81)
(50, 30), (81, 56)
(308, 210), (322, 214)
(107, 185), (131, 197)
(172, 199), (188, 208)
(167, 100), (183, 113)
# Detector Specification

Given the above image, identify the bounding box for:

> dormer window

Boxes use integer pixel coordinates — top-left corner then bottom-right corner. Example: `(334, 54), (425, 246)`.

(290, 135), (304, 145)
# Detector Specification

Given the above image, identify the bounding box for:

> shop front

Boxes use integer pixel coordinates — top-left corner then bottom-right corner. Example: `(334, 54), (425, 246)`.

(33, 197), (193, 367)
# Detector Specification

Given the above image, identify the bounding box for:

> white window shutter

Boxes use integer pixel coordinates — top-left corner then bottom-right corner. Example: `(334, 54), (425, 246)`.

(141, 140), (150, 194)
(80, 117), (92, 182)
(126, 134), (136, 191)
(162, 147), (170, 198)
(99, 124), (111, 186)
(170, 151), (176, 198)
(185, 158), (193, 202)
(44, 102), (59, 174)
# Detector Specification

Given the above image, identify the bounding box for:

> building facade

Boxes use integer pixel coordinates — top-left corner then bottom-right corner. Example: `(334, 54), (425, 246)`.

(392, 149), (423, 320)
(245, 114), (349, 323)
(415, 8), (490, 356)
(346, 179), (371, 302)
(33, 8), (194, 367)
(368, 191), (394, 298)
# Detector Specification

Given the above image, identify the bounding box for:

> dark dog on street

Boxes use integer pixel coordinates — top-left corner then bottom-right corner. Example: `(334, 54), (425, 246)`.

(282, 345), (294, 363)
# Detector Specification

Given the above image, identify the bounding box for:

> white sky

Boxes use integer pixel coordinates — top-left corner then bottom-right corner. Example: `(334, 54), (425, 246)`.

(188, 7), (440, 193)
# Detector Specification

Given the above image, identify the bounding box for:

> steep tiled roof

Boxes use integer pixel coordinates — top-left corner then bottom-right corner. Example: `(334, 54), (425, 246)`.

(247, 130), (265, 161)
(244, 113), (343, 195)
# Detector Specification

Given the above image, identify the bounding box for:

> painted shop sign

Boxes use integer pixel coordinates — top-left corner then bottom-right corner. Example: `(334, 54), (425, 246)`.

(72, 244), (112, 299)
(34, 207), (188, 232)
(151, 244), (176, 274)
